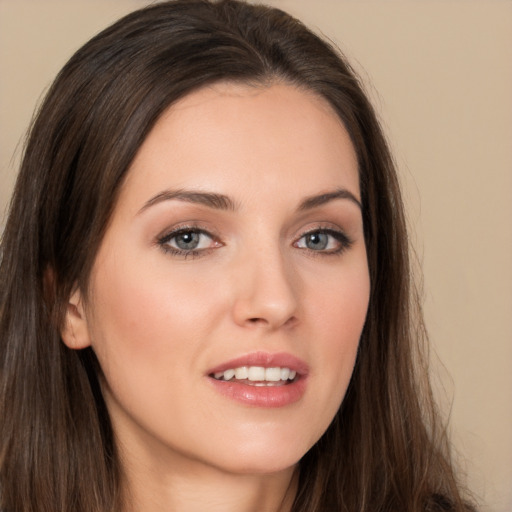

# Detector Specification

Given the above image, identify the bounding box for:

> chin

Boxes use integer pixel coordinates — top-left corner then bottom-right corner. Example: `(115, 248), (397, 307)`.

(199, 430), (313, 476)
(216, 453), (301, 477)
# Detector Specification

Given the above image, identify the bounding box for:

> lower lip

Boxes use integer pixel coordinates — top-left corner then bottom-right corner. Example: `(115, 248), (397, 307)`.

(208, 377), (307, 408)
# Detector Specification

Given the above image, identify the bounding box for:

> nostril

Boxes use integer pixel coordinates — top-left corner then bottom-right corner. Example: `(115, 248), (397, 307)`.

(245, 315), (298, 329)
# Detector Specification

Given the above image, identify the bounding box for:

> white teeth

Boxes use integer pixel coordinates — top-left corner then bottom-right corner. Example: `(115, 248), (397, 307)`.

(223, 369), (235, 381)
(212, 366), (297, 382)
(234, 367), (249, 379)
(265, 367), (281, 382)
(248, 366), (265, 381)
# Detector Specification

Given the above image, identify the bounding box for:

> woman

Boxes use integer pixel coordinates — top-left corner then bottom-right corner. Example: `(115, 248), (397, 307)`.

(0, 1), (475, 511)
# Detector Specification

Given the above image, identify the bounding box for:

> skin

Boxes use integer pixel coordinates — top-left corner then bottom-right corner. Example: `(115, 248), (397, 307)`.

(62, 82), (370, 512)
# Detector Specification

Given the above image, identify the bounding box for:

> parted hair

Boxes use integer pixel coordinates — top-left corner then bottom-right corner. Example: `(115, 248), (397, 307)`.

(0, 1), (475, 511)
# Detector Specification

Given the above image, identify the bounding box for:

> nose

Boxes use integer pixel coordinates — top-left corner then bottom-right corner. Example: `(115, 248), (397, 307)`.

(231, 248), (299, 330)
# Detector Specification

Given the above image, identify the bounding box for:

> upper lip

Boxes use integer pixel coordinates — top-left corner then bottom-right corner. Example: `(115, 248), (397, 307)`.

(207, 351), (309, 376)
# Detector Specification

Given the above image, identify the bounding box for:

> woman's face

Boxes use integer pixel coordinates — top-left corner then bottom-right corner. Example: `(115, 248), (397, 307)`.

(66, 82), (370, 476)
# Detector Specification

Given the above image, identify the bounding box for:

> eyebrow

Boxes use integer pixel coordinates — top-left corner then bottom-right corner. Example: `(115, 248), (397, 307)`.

(138, 187), (361, 215)
(298, 189), (362, 211)
(138, 189), (237, 214)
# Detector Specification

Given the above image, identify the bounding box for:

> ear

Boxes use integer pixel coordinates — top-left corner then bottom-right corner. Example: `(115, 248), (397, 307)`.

(60, 288), (92, 350)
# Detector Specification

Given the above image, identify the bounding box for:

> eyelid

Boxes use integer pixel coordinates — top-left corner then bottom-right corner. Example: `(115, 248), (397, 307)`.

(154, 222), (354, 259)
(293, 226), (353, 255)
(156, 223), (222, 258)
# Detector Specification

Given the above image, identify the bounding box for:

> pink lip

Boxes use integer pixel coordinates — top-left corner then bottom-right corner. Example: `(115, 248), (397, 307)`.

(206, 351), (309, 408)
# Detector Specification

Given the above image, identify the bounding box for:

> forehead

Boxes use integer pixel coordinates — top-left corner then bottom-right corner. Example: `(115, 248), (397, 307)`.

(120, 81), (360, 211)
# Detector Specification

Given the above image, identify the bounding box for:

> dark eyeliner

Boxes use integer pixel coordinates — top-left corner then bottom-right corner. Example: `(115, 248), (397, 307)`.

(298, 227), (354, 256)
(156, 225), (217, 259)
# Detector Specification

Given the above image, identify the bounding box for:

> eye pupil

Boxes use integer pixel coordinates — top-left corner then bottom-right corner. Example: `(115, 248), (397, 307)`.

(306, 232), (328, 250)
(175, 231), (200, 250)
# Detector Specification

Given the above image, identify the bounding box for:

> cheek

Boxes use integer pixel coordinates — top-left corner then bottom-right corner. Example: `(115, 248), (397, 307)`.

(306, 260), (370, 389)
(86, 251), (220, 379)
(89, 268), (226, 466)
(85, 253), (229, 445)
(309, 255), (369, 333)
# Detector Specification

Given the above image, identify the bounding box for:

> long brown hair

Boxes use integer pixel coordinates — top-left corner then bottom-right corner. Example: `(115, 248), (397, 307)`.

(0, 1), (475, 511)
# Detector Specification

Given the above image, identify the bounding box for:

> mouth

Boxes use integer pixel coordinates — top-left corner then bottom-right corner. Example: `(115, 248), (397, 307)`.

(206, 352), (308, 407)
(210, 366), (297, 386)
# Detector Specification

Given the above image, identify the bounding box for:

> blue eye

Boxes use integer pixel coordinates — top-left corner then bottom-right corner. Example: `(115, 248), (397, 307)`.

(172, 231), (203, 250)
(302, 232), (330, 250)
(158, 228), (217, 256)
(295, 229), (351, 254)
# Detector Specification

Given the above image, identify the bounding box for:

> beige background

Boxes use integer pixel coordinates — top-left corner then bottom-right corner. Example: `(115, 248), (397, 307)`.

(1, 1), (511, 511)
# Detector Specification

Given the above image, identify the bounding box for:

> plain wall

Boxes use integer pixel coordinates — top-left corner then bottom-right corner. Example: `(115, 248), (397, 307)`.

(1, 1), (511, 511)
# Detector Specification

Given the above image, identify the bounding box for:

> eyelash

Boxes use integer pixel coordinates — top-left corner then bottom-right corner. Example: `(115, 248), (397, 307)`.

(294, 227), (353, 256)
(156, 225), (353, 259)
(157, 225), (219, 259)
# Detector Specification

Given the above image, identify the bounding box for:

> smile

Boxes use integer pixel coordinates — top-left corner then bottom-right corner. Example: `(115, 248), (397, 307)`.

(207, 352), (308, 407)
(212, 366), (297, 384)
